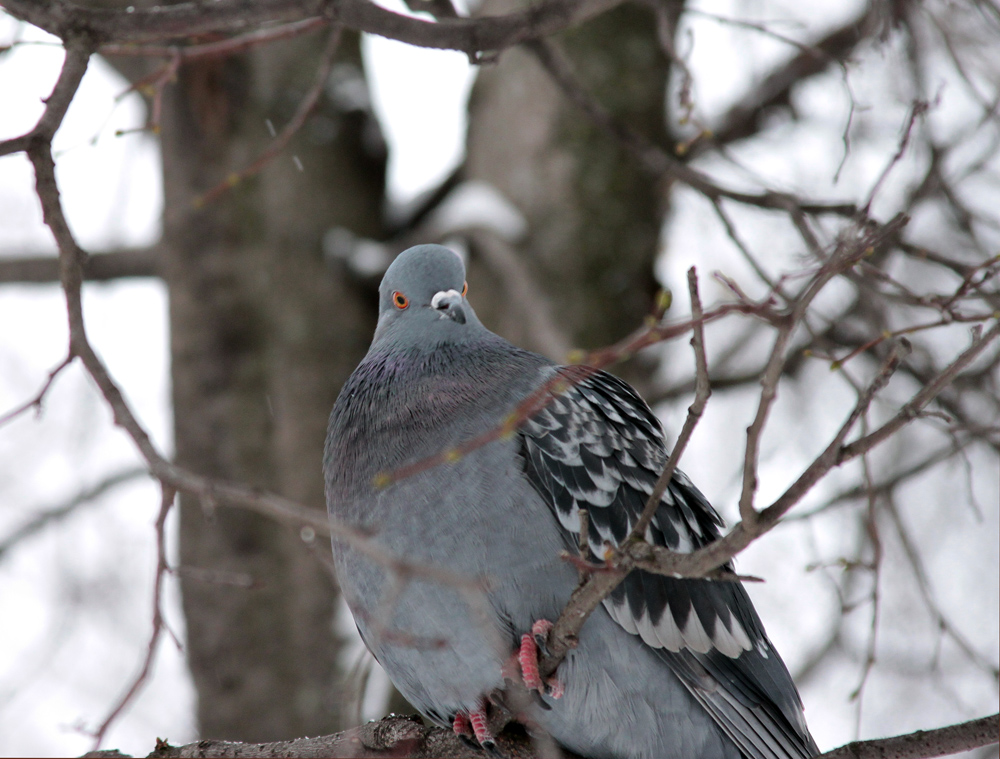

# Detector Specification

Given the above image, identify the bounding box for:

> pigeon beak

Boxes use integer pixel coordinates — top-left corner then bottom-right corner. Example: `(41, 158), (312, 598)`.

(431, 289), (467, 324)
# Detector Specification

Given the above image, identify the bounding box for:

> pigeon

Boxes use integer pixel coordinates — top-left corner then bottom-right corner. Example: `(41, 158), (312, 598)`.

(324, 244), (819, 759)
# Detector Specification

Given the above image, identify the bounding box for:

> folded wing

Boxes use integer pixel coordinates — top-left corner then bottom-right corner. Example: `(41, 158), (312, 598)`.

(519, 369), (818, 759)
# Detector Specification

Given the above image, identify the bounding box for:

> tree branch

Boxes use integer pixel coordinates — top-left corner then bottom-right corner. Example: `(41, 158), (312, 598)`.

(90, 484), (176, 749)
(631, 267), (710, 537)
(0, 33), (93, 157)
(838, 321), (1000, 462)
(700, 6), (878, 152)
(816, 713), (999, 759)
(526, 38), (858, 217)
(0, 246), (161, 283)
(1, 0), (622, 57)
(87, 712), (999, 758)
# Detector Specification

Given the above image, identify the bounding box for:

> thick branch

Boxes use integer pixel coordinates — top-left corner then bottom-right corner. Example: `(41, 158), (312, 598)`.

(0, 247), (161, 283)
(816, 713), (999, 759)
(89, 712), (999, 758)
(1, 0), (622, 56)
(120, 716), (582, 758)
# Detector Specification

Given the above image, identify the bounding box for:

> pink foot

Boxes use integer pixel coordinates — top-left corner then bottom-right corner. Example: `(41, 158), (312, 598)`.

(518, 619), (564, 699)
(452, 710), (471, 739)
(453, 700), (496, 751)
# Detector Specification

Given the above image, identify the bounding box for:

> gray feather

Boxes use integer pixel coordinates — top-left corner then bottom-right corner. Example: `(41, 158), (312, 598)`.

(325, 244), (818, 759)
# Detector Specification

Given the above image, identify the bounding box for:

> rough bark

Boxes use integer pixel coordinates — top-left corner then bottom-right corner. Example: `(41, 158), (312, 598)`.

(85, 716), (584, 758)
(159, 27), (385, 741)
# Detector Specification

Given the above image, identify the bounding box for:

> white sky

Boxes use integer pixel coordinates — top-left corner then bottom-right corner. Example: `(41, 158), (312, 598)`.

(0, 2), (997, 756)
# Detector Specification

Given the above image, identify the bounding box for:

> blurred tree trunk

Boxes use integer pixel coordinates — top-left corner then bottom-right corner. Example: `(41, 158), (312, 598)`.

(465, 1), (674, 382)
(158, 29), (385, 740)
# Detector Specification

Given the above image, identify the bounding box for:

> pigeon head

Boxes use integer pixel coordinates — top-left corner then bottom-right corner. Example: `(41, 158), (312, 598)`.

(373, 244), (485, 347)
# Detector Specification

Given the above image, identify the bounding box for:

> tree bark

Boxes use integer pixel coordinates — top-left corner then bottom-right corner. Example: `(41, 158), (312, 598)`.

(159, 28), (385, 741)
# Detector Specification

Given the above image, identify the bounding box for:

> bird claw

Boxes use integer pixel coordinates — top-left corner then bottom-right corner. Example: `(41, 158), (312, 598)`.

(453, 701), (501, 756)
(519, 619), (564, 699)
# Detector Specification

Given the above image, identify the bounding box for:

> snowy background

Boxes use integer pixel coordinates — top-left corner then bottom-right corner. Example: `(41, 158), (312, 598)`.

(1, 1), (997, 756)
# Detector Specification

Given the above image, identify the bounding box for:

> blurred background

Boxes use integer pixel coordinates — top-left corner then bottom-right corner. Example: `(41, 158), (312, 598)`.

(0, 0), (997, 755)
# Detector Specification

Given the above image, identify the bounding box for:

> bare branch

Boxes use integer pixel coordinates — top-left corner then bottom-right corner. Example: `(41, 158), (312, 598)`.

(0, 246), (161, 283)
(884, 497), (1000, 682)
(862, 100), (930, 214)
(89, 710), (999, 758)
(736, 217), (908, 523)
(631, 267), (710, 538)
(0, 355), (73, 429)
(696, 7), (877, 153)
(0, 33), (93, 157)
(816, 713), (999, 759)
(839, 321), (1000, 462)
(525, 38), (858, 218)
(120, 714), (585, 757)
(1, 0), (623, 57)
(90, 484), (176, 749)
(619, 330), (913, 583)
(101, 17), (328, 60)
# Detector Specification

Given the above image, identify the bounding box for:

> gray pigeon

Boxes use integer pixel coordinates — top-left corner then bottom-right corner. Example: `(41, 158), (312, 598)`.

(324, 244), (819, 759)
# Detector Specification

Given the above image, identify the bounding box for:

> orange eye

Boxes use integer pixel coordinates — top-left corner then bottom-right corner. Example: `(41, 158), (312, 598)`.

(462, 281), (468, 296)
(392, 291), (409, 309)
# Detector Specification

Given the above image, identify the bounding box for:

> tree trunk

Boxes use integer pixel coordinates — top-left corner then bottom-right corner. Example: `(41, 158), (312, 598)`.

(159, 29), (385, 741)
(465, 2), (673, 380)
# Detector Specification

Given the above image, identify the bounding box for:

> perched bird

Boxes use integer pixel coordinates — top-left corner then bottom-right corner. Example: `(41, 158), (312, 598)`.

(325, 244), (818, 759)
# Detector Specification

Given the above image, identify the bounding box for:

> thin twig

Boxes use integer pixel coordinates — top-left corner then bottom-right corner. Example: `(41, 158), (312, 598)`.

(737, 215), (910, 522)
(621, 335), (913, 586)
(849, 441), (882, 733)
(90, 484), (175, 749)
(630, 267), (711, 539)
(526, 37), (858, 218)
(883, 497), (1000, 681)
(862, 100), (930, 214)
(839, 321), (999, 461)
(101, 17), (328, 60)
(0, 356), (73, 429)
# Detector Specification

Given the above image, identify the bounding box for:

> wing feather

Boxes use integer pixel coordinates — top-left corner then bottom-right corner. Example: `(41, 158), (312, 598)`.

(519, 368), (818, 759)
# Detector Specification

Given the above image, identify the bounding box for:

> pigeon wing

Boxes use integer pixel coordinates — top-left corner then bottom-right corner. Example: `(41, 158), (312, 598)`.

(519, 368), (818, 759)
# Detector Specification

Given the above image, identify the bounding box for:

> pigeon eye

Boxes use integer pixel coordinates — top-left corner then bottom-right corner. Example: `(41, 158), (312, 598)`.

(392, 291), (409, 309)
(462, 281), (468, 296)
